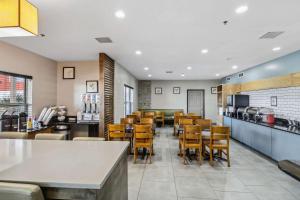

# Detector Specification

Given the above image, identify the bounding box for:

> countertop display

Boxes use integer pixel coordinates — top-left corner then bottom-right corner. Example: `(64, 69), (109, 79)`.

(0, 139), (129, 200)
(224, 116), (300, 135)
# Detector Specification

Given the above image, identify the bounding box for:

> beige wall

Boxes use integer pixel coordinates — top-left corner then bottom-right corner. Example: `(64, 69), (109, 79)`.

(0, 41), (57, 115)
(57, 61), (99, 115)
(114, 63), (138, 123)
(151, 80), (219, 122)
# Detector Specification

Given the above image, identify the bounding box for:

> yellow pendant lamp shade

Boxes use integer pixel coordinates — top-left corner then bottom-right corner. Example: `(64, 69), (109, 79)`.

(0, 0), (38, 37)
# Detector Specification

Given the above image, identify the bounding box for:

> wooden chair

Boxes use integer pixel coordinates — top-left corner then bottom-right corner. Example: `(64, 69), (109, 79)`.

(180, 125), (203, 165)
(126, 115), (137, 124)
(155, 111), (165, 127)
(173, 112), (184, 135)
(144, 112), (155, 119)
(132, 111), (142, 122)
(133, 125), (153, 164)
(140, 118), (155, 134)
(177, 118), (193, 135)
(187, 113), (197, 116)
(108, 124), (126, 141)
(0, 132), (28, 139)
(121, 117), (135, 126)
(73, 137), (105, 141)
(35, 133), (65, 140)
(188, 115), (202, 124)
(0, 182), (44, 200)
(208, 126), (231, 167)
(194, 119), (212, 131)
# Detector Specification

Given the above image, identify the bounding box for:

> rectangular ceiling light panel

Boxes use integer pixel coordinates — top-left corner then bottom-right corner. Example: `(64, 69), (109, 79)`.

(0, 0), (38, 37)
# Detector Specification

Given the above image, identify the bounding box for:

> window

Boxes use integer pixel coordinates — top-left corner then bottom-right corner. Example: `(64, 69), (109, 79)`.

(124, 85), (134, 116)
(0, 71), (32, 116)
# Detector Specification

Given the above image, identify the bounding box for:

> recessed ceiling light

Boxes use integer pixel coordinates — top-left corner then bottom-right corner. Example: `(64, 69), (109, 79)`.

(181, 74), (185, 77)
(232, 65), (238, 69)
(115, 10), (125, 19)
(187, 66), (192, 70)
(235, 5), (248, 14)
(272, 47), (281, 52)
(216, 73), (220, 77)
(148, 74), (152, 77)
(201, 49), (208, 54)
(135, 50), (142, 55)
(144, 67), (149, 71)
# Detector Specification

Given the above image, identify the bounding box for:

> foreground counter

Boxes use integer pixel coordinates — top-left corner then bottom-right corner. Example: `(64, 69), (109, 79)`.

(224, 116), (300, 161)
(0, 139), (129, 200)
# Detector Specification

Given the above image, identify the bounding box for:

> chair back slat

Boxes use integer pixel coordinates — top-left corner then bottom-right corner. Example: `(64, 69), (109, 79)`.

(134, 125), (152, 139)
(195, 119), (212, 130)
(140, 118), (154, 125)
(183, 125), (202, 140)
(179, 118), (193, 126)
(211, 126), (230, 140)
(126, 115), (137, 123)
(108, 124), (126, 140)
(121, 117), (134, 125)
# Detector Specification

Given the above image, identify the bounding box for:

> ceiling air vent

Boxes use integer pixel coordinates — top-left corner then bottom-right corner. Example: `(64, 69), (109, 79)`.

(226, 77), (231, 81)
(259, 31), (284, 39)
(95, 37), (113, 43)
(165, 70), (173, 74)
(238, 73), (244, 78)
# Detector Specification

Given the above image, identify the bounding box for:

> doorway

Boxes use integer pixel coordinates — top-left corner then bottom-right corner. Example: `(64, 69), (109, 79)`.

(187, 89), (205, 117)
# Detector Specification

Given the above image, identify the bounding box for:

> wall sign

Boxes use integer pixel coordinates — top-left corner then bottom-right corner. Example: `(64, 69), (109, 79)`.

(211, 87), (217, 94)
(63, 67), (75, 79)
(155, 87), (162, 94)
(173, 87), (180, 94)
(271, 96), (277, 107)
(86, 80), (99, 93)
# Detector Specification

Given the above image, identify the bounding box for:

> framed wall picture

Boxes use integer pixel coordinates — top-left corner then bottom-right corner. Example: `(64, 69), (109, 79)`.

(271, 96), (277, 107)
(63, 67), (75, 79)
(155, 87), (162, 94)
(211, 87), (217, 94)
(173, 87), (180, 94)
(86, 80), (99, 93)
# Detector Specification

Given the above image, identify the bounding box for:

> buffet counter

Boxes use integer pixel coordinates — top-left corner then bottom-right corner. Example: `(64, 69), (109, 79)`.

(224, 116), (300, 161)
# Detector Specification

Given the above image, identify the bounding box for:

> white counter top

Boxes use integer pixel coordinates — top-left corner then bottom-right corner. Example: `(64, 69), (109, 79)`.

(0, 139), (129, 189)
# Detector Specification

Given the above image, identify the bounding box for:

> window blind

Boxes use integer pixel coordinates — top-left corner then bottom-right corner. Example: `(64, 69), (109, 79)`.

(0, 71), (32, 116)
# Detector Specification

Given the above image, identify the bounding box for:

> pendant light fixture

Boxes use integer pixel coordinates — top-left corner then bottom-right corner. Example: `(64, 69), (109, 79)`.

(0, 0), (38, 37)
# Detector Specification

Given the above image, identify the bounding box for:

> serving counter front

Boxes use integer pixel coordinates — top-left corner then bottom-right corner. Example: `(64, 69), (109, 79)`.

(224, 116), (300, 161)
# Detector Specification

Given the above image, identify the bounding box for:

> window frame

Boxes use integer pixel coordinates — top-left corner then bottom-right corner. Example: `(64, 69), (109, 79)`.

(124, 84), (134, 116)
(0, 71), (33, 115)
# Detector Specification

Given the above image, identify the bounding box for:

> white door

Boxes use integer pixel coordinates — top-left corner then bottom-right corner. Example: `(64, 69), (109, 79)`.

(187, 90), (204, 117)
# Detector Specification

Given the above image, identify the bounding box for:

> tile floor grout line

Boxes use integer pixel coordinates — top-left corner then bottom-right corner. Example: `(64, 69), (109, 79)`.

(135, 148), (148, 200)
(167, 127), (180, 200)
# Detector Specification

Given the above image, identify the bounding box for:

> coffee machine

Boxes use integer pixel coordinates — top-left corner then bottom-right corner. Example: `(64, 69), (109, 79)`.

(77, 93), (100, 122)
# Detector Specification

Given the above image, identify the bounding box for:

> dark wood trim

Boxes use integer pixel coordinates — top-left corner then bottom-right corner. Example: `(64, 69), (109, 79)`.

(86, 80), (99, 93)
(63, 67), (75, 79)
(187, 89), (205, 118)
(99, 53), (115, 138)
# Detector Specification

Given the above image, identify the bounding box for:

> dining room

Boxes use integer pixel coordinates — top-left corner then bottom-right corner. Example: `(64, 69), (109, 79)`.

(1, 0), (300, 200)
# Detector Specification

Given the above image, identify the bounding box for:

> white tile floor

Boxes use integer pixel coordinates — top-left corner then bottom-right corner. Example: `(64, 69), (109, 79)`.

(127, 127), (300, 200)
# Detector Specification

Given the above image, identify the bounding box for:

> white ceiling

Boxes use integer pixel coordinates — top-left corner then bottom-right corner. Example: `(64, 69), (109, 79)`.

(2, 0), (300, 80)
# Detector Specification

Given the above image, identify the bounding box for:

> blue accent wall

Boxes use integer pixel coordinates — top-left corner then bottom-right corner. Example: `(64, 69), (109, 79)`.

(221, 50), (300, 84)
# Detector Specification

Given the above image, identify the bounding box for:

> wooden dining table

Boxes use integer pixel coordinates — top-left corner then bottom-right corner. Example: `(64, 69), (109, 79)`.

(0, 139), (129, 200)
